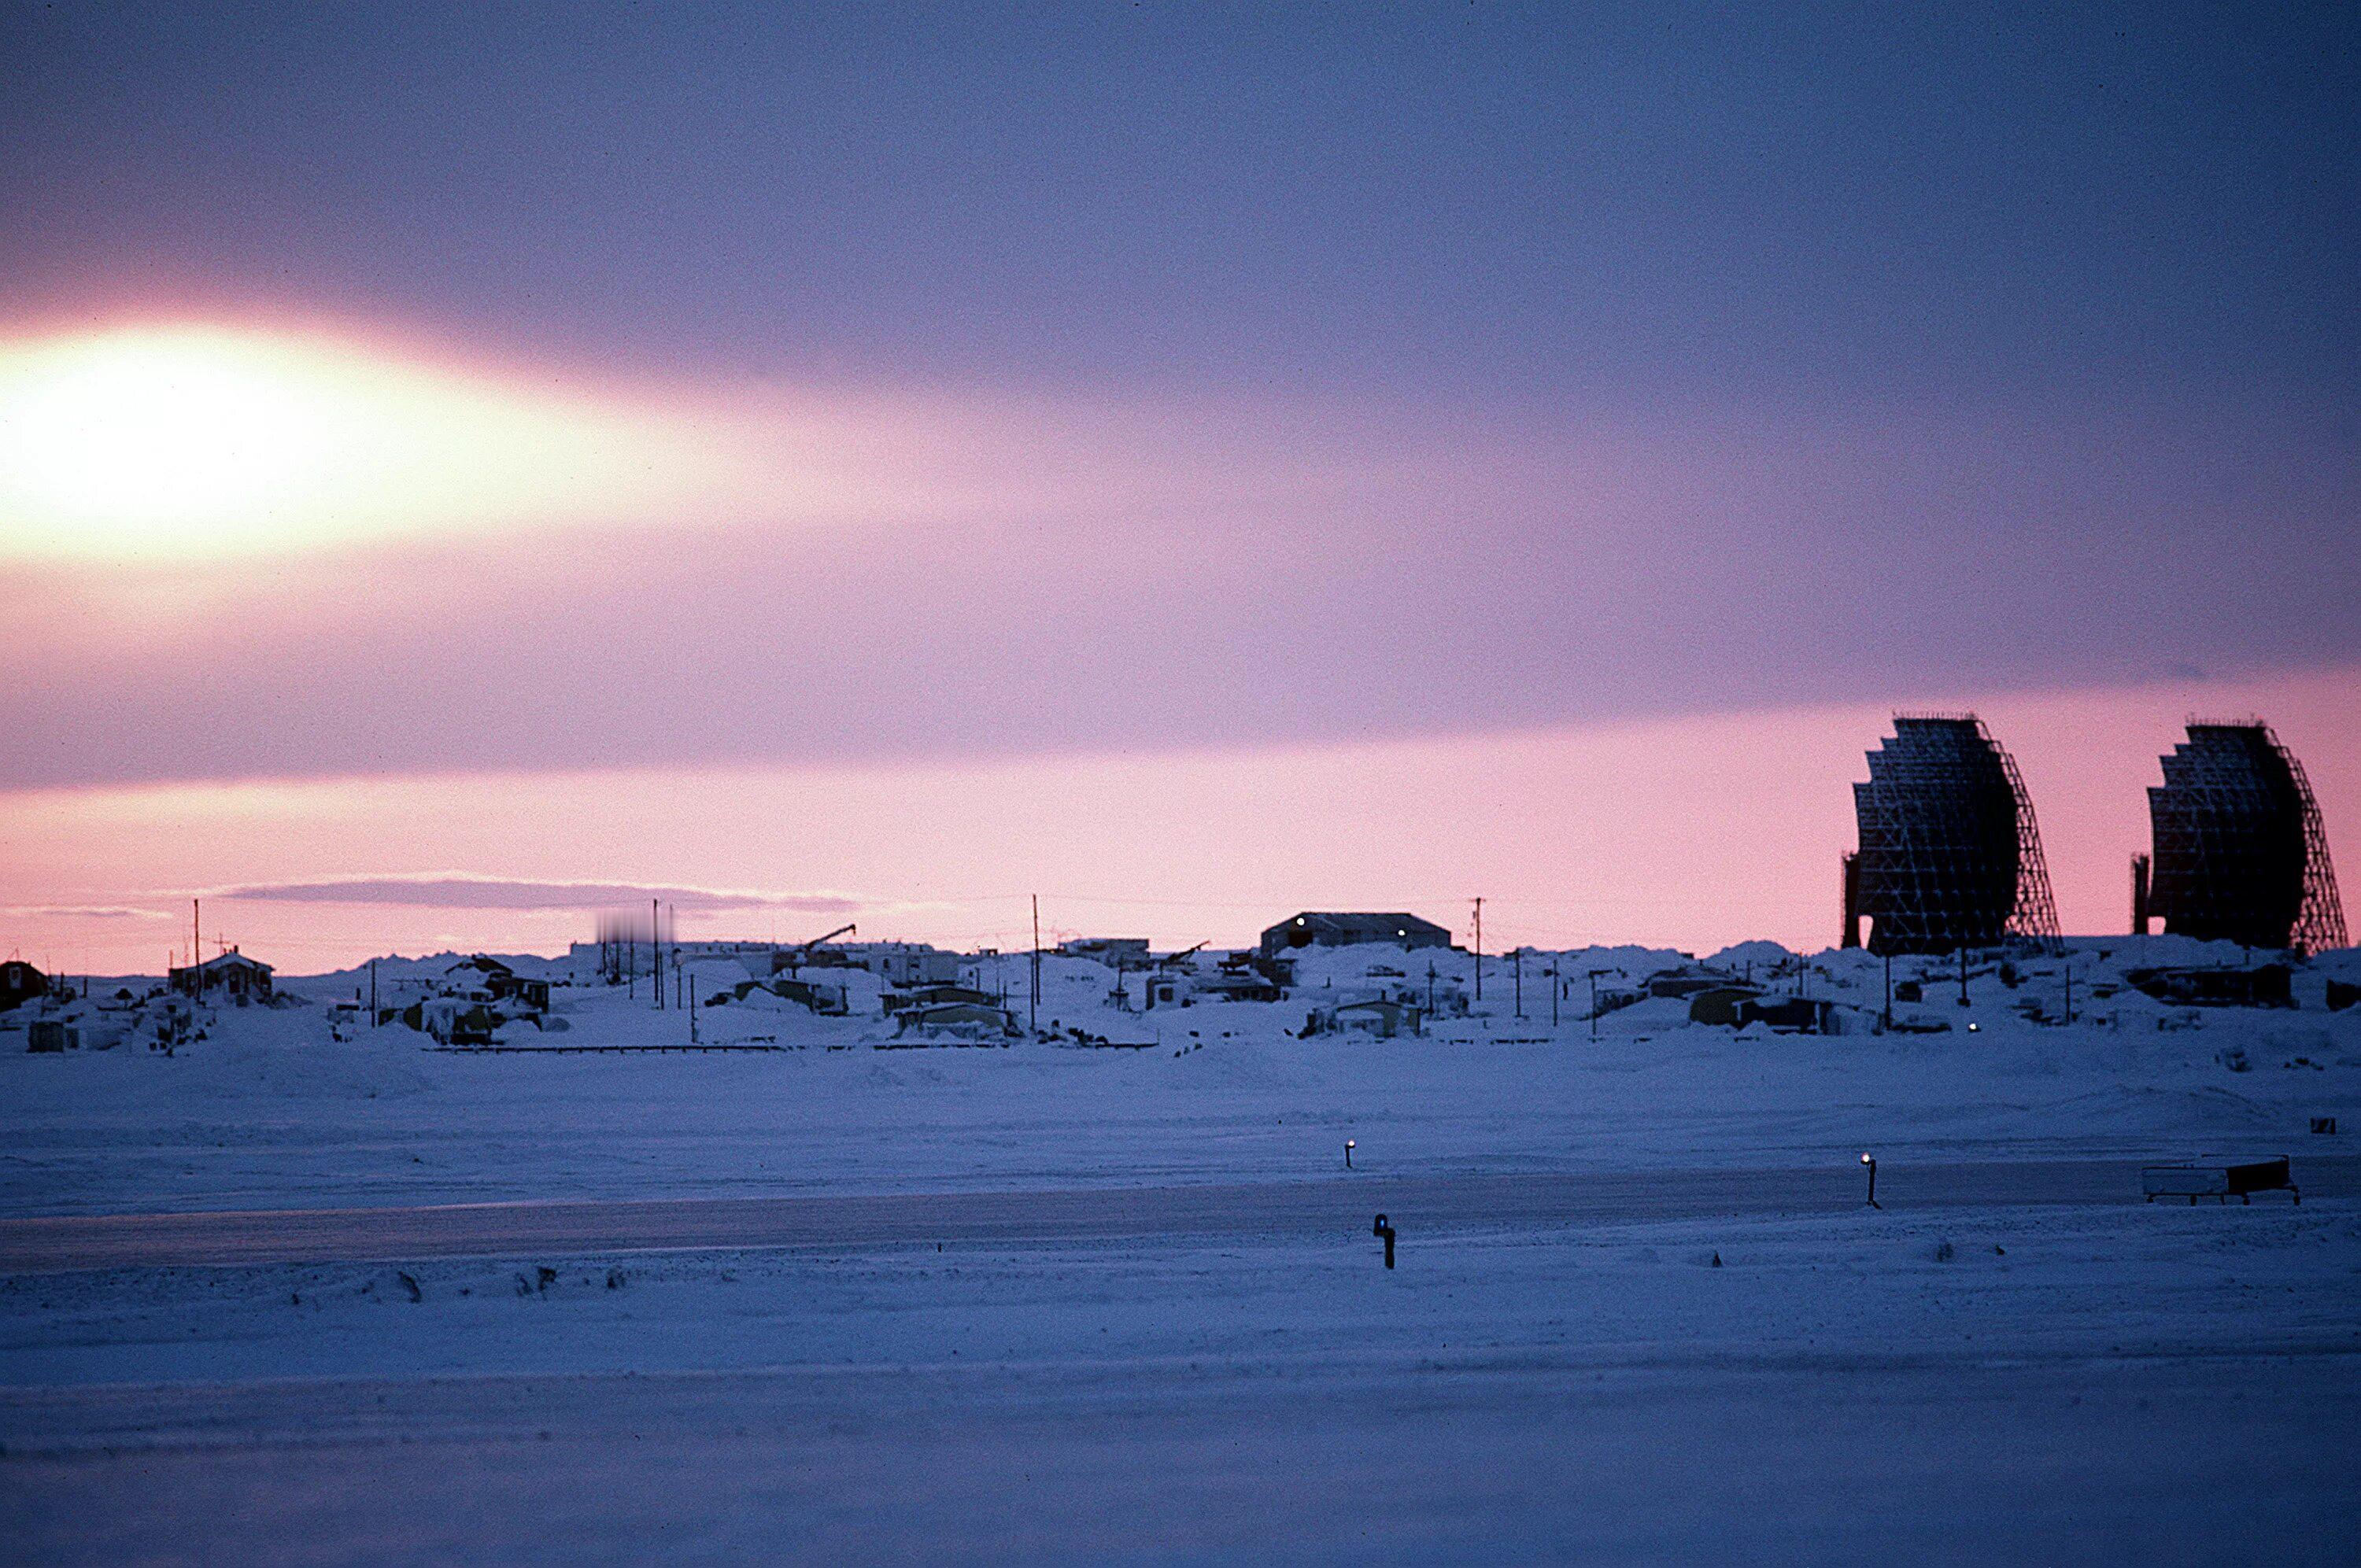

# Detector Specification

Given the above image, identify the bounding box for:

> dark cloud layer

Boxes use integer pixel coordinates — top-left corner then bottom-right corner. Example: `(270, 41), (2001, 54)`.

(220, 879), (859, 915)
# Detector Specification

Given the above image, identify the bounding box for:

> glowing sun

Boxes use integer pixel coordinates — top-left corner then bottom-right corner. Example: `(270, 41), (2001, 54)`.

(0, 324), (741, 559)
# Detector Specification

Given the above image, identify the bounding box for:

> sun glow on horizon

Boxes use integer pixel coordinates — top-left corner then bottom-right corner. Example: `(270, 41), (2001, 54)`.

(0, 324), (748, 559)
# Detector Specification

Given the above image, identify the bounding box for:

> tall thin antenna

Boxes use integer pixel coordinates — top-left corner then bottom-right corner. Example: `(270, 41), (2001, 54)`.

(191, 898), (201, 997)
(652, 897), (663, 1010)
(1029, 894), (1041, 1036)
(1472, 897), (1483, 1003)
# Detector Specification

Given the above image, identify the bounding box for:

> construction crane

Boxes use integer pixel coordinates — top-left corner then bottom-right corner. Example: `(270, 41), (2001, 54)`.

(779, 923), (856, 972)
(1158, 940), (1208, 971)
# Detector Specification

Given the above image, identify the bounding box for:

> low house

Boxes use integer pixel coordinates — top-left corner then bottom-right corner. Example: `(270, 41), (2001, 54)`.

(0, 961), (47, 1013)
(1741, 995), (1834, 1033)
(779, 977), (851, 1015)
(1651, 972), (1735, 1001)
(882, 983), (997, 1014)
(893, 1001), (1014, 1041)
(168, 950), (274, 1002)
(1259, 912), (1452, 960)
(1310, 998), (1423, 1039)
(486, 972), (550, 1011)
(1189, 970), (1283, 1005)
(874, 946), (963, 987)
(1057, 937), (1151, 966)
(1688, 987), (1833, 1033)
(1687, 987), (1761, 1027)
(2125, 966), (2295, 1009)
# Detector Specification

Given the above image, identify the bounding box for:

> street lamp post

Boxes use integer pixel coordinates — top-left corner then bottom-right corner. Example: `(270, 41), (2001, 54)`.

(1861, 1152), (1880, 1209)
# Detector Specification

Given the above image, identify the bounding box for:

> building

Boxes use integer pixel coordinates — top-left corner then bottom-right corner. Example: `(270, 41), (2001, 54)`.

(2141, 722), (2347, 955)
(892, 1001), (1014, 1041)
(1687, 987), (1833, 1032)
(28, 1018), (78, 1052)
(1310, 998), (1424, 1038)
(874, 944), (963, 982)
(2124, 965), (2294, 1009)
(0, 961), (46, 1013)
(1846, 715), (2061, 956)
(1188, 969), (1284, 1005)
(761, 976), (850, 1015)
(168, 950), (275, 1002)
(1056, 937), (1151, 966)
(487, 972), (550, 1010)
(881, 983), (997, 1014)
(1686, 987), (1761, 1027)
(1258, 912), (1451, 961)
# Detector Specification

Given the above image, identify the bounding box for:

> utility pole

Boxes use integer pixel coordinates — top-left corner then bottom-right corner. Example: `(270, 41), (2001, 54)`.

(1029, 894), (1041, 1036)
(653, 898), (663, 1010)
(689, 967), (698, 1044)
(1547, 964), (1559, 1028)
(1589, 971), (1600, 1040)
(370, 959), (378, 1027)
(1513, 948), (1524, 1020)
(1472, 897), (1483, 1004)
(191, 898), (201, 998)
(1958, 942), (1969, 1007)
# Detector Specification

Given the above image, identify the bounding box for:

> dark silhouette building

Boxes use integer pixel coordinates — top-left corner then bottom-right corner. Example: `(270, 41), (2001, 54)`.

(1846, 715), (2060, 955)
(1258, 912), (1451, 961)
(0, 960), (47, 1013)
(2144, 722), (2346, 955)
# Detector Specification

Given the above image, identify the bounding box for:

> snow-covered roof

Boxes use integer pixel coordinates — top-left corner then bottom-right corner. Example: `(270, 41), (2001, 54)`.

(178, 950), (273, 975)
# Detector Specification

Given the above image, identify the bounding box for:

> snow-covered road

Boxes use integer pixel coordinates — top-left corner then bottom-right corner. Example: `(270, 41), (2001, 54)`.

(7, 1156), (2350, 1273)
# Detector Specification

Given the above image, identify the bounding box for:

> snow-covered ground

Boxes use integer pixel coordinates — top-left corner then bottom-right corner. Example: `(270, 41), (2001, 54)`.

(4, 938), (2356, 1217)
(3, 1202), (2355, 1561)
(5, 936), (2359, 1560)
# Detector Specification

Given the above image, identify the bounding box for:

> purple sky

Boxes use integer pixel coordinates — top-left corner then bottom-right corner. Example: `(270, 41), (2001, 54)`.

(1, 4), (2354, 968)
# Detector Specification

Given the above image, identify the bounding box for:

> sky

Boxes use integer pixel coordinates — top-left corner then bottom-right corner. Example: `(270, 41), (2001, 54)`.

(1, 2), (2355, 972)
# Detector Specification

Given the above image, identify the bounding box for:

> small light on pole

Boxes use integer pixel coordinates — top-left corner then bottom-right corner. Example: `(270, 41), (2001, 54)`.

(1345, 1138), (1356, 1169)
(1860, 1151), (1880, 1209)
